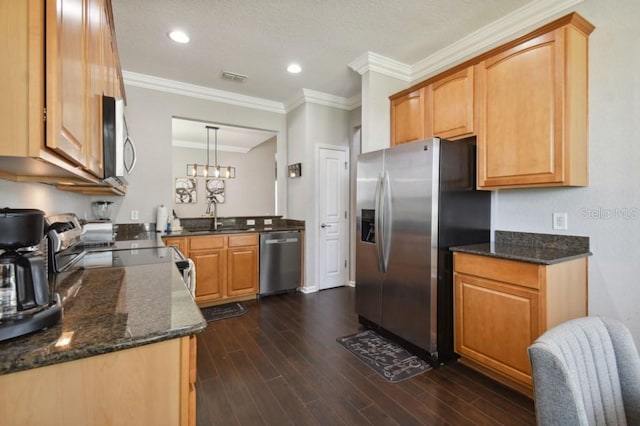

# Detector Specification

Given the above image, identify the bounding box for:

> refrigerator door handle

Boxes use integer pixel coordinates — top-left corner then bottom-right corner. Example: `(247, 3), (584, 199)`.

(380, 171), (392, 272)
(374, 174), (385, 272)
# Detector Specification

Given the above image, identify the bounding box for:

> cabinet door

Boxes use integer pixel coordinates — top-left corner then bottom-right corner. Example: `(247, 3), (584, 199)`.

(163, 237), (188, 257)
(227, 246), (258, 297)
(45, 0), (88, 167)
(180, 335), (197, 426)
(86, 0), (104, 177)
(454, 272), (539, 386)
(101, 7), (119, 98)
(426, 66), (474, 140)
(477, 31), (563, 188)
(390, 88), (425, 146)
(192, 249), (226, 301)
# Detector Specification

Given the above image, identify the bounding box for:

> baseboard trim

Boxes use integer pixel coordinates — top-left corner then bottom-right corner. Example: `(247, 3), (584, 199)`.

(300, 285), (319, 294)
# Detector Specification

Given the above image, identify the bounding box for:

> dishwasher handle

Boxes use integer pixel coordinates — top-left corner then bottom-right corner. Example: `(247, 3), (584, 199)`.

(265, 237), (299, 244)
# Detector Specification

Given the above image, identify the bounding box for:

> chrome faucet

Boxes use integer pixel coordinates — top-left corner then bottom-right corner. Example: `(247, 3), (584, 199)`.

(205, 198), (219, 230)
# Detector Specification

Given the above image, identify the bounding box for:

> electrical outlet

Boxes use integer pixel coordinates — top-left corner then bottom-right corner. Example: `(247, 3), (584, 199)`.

(264, 218), (272, 225)
(247, 219), (255, 226)
(552, 212), (568, 230)
(130, 210), (139, 221)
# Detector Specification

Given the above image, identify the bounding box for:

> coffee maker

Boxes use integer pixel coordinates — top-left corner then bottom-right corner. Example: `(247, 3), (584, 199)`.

(0, 208), (62, 341)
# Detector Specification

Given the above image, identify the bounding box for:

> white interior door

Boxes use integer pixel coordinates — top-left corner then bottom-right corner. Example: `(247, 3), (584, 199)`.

(318, 146), (349, 290)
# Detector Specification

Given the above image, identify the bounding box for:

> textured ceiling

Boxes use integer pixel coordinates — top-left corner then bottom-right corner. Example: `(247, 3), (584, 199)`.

(111, 0), (532, 103)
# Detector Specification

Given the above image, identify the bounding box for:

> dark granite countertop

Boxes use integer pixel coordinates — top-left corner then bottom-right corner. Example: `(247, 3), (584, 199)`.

(450, 230), (591, 265)
(164, 224), (304, 238)
(0, 262), (206, 375)
(116, 217), (305, 240)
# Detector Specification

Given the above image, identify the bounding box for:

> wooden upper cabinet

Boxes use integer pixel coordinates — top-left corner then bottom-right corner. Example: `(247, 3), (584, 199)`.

(477, 16), (593, 189)
(46, 0), (88, 168)
(390, 88), (425, 146)
(426, 66), (475, 140)
(387, 13), (593, 190)
(101, 2), (121, 99)
(0, 0), (124, 185)
(86, 0), (104, 177)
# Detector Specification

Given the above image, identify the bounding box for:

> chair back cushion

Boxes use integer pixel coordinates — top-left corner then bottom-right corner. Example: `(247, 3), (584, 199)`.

(528, 317), (628, 426)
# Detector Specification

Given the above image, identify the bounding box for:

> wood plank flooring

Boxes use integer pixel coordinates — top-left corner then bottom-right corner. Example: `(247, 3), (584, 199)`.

(195, 287), (536, 425)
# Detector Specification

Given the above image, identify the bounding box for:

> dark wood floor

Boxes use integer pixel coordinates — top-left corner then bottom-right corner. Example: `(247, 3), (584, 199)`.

(195, 287), (536, 425)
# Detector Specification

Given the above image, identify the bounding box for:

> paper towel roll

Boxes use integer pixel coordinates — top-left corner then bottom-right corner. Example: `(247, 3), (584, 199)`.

(156, 205), (168, 233)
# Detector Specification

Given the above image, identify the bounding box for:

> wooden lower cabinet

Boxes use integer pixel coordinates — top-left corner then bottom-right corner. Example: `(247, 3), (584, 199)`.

(182, 335), (198, 426)
(192, 248), (226, 303)
(163, 236), (188, 255)
(453, 252), (588, 396)
(0, 336), (197, 426)
(227, 245), (259, 297)
(168, 233), (259, 306)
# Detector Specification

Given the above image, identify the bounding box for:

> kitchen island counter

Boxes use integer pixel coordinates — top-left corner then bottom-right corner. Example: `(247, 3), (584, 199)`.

(0, 262), (205, 375)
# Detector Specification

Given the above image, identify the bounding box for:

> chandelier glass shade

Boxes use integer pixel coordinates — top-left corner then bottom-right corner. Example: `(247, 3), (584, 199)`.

(186, 125), (236, 179)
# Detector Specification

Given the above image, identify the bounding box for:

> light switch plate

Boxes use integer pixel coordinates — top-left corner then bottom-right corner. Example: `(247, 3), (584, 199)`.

(552, 212), (568, 230)
(130, 210), (139, 221)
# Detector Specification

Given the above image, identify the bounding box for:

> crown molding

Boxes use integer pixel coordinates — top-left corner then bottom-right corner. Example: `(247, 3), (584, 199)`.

(284, 88), (360, 113)
(172, 139), (250, 154)
(347, 0), (583, 84)
(346, 94), (362, 111)
(122, 71), (287, 114)
(410, 0), (584, 82)
(348, 51), (411, 82)
(124, 70), (360, 115)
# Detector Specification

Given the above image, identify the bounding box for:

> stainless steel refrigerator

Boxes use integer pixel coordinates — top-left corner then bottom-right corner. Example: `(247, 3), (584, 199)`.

(355, 137), (491, 363)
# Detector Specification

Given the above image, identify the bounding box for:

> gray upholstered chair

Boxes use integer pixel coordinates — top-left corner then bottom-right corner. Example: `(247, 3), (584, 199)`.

(528, 317), (640, 426)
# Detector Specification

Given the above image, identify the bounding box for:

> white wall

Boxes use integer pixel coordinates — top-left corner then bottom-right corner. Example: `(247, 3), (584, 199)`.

(109, 84), (288, 224)
(494, 0), (640, 342)
(349, 108), (362, 283)
(287, 102), (351, 291)
(360, 71), (407, 153)
(171, 137), (276, 218)
(0, 180), (92, 219)
(286, 105), (306, 221)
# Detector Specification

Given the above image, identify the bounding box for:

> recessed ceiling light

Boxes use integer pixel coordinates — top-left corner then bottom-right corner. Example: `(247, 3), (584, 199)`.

(287, 63), (302, 74)
(168, 30), (190, 44)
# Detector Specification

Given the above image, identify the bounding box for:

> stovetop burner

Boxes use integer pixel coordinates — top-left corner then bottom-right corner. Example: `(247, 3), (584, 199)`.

(64, 246), (180, 271)
(46, 213), (187, 274)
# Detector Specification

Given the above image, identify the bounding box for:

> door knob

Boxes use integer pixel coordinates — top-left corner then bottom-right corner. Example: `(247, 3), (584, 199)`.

(320, 223), (328, 228)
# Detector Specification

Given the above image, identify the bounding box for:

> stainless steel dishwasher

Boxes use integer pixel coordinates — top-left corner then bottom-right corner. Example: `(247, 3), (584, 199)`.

(259, 231), (302, 296)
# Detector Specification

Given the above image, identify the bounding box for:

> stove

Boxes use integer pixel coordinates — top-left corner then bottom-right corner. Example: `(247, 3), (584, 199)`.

(60, 245), (183, 271)
(45, 214), (192, 287)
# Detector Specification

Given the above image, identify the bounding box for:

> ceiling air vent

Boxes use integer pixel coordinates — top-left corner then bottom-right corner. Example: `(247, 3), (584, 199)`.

(220, 71), (248, 82)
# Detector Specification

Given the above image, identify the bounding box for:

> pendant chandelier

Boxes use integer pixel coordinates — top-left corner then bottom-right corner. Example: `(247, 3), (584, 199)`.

(186, 125), (236, 179)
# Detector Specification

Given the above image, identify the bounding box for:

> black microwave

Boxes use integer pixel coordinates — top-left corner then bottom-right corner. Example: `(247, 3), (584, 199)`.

(102, 95), (136, 186)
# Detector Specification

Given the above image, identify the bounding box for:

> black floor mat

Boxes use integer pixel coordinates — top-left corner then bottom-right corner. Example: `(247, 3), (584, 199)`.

(200, 302), (247, 322)
(337, 329), (432, 383)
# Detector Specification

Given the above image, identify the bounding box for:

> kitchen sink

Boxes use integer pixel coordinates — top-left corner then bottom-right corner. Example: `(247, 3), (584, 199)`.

(182, 225), (253, 234)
